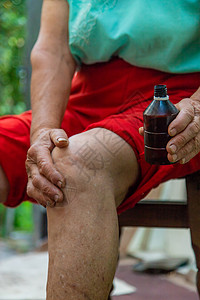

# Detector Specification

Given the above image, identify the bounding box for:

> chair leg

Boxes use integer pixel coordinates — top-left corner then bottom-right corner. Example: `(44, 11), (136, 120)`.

(186, 172), (200, 298)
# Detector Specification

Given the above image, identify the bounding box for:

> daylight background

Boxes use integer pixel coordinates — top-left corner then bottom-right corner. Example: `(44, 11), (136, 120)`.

(0, 0), (42, 248)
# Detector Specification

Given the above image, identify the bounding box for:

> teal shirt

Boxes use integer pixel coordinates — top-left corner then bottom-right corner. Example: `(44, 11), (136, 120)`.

(67, 0), (200, 73)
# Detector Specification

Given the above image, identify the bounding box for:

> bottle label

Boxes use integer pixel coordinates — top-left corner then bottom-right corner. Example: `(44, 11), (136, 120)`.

(154, 96), (169, 101)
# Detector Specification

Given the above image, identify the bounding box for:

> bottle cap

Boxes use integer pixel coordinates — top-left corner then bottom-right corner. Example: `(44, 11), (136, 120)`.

(154, 85), (167, 98)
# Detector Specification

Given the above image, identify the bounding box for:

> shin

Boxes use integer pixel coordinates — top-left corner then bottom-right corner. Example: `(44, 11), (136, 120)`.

(46, 128), (139, 300)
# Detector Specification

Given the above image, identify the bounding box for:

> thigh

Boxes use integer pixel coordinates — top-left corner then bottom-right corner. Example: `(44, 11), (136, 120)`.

(0, 112), (32, 207)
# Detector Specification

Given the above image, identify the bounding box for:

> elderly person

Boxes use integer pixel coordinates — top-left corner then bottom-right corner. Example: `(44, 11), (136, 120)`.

(0, 0), (200, 299)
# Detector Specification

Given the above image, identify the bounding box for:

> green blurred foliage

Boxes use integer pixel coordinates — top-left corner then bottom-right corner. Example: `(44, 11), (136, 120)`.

(0, 1), (33, 236)
(0, 202), (33, 236)
(14, 202), (33, 232)
(0, 0), (27, 115)
(0, 204), (6, 235)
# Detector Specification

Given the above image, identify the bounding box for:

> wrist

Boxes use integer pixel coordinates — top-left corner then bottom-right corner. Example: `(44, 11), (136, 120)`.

(30, 126), (57, 144)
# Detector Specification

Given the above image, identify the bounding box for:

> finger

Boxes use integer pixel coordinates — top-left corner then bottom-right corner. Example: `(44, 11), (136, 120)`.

(27, 179), (56, 208)
(27, 146), (66, 188)
(139, 127), (144, 136)
(168, 99), (194, 137)
(50, 129), (69, 148)
(27, 162), (64, 203)
(179, 135), (200, 164)
(167, 134), (200, 164)
(167, 115), (200, 154)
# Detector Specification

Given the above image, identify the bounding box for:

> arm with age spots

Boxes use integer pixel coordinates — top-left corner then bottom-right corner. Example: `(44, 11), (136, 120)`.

(139, 87), (200, 164)
(25, 0), (76, 207)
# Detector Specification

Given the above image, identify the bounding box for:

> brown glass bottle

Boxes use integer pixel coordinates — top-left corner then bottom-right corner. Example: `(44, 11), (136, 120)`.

(143, 85), (179, 165)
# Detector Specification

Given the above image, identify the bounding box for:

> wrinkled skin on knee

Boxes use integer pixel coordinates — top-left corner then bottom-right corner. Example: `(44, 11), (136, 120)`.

(51, 143), (114, 208)
(51, 129), (139, 208)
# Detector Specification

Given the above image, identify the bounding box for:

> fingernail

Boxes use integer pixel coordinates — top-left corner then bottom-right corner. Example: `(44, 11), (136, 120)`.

(169, 144), (177, 154)
(172, 154), (178, 162)
(54, 195), (59, 202)
(170, 128), (177, 136)
(57, 137), (68, 143)
(180, 158), (186, 164)
(57, 180), (63, 188)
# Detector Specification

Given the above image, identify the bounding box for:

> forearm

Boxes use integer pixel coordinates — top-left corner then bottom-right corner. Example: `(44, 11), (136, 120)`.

(26, 0), (76, 207)
(30, 47), (76, 142)
(30, 0), (75, 143)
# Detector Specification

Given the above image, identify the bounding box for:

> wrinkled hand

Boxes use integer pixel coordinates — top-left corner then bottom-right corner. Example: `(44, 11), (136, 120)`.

(167, 97), (200, 164)
(26, 128), (69, 207)
(139, 97), (200, 164)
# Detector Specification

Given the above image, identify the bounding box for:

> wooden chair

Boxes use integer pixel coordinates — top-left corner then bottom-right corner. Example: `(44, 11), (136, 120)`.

(118, 171), (200, 298)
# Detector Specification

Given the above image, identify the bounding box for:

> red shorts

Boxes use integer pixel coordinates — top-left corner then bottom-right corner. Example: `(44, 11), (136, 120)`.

(1, 59), (200, 214)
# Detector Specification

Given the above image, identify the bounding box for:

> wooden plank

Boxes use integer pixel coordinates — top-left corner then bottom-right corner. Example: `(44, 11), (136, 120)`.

(118, 201), (189, 228)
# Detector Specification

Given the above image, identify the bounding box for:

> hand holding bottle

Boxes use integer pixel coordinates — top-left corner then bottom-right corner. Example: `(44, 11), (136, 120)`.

(167, 96), (200, 164)
(140, 85), (200, 165)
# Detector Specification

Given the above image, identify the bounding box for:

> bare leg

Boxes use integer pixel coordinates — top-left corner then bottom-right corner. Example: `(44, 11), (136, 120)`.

(0, 165), (9, 204)
(47, 128), (139, 300)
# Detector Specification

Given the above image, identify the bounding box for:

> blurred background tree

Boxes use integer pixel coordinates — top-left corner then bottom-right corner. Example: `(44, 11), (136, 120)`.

(0, 0), (43, 242)
(0, 0), (44, 240)
(0, 0), (27, 115)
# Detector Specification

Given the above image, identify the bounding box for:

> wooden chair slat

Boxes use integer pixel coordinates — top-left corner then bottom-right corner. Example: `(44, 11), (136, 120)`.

(118, 171), (200, 297)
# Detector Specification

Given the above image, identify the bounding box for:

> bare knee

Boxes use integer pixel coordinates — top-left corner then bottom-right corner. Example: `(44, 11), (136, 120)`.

(52, 129), (139, 208)
(0, 165), (9, 204)
(52, 140), (115, 208)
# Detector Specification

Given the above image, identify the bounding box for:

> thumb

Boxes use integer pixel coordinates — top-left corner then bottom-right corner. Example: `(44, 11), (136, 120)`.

(139, 127), (144, 136)
(50, 129), (69, 148)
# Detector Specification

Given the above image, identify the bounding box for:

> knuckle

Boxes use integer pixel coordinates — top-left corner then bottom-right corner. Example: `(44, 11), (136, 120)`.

(42, 184), (53, 196)
(184, 107), (195, 122)
(177, 134), (187, 146)
(194, 137), (200, 154)
(179, 146), (189, 158)
(53, 128), (64, 135)
(191, 119), (200, 135)
(191, 100), (200, 114)
(31, 174), (40, 188)
(27, 145), (42, 163)
(38, 160), (61, 186)
(25, 160), (30, 173)
(26, 184), (33, 198)
(38, 159), (48, 174)
(27, 145), (37, 157)
(197, 136), (200, 146)
(38, 162), (58, 183)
